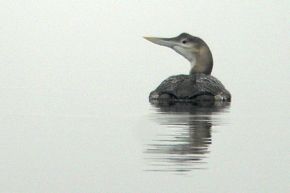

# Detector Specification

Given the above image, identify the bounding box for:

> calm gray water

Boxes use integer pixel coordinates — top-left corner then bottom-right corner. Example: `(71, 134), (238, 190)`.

(0, 1), (289, 193)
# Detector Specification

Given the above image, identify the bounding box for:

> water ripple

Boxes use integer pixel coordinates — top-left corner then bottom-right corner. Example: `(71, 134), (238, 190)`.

(145, 102), (230, 174)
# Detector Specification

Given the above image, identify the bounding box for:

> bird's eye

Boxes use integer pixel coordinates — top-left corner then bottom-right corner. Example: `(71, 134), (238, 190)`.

(182, 39), (187, 44)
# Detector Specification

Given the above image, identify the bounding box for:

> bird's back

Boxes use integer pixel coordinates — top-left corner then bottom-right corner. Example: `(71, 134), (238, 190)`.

(149, 73), (231, 103)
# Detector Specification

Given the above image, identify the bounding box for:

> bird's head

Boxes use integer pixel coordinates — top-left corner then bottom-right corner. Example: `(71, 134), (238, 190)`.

(144, 33), (213, 75)
(144, 33), (206, 62)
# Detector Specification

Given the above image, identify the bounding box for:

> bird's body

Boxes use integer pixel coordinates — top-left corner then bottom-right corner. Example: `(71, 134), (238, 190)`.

(144, 33), (231, 103)
(149, 74), (231, 103)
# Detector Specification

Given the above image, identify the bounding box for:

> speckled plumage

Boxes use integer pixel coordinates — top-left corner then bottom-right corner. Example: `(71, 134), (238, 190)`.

(149, 73), (231, 102)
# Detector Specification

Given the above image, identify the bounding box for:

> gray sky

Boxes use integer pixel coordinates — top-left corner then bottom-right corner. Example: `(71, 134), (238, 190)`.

(0, 1), (289, 96)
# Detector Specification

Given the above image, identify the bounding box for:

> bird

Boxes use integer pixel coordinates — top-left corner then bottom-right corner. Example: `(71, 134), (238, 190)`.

(144, 33), (231, 103)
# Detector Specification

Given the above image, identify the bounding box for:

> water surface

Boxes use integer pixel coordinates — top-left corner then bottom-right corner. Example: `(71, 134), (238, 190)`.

(145, 102), (230, 173)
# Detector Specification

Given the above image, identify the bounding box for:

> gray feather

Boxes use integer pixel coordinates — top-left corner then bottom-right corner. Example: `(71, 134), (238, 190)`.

(149, 73), (231, 102)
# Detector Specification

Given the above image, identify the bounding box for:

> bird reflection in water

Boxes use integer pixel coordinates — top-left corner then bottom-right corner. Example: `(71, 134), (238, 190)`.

(145, 101), (230, 174)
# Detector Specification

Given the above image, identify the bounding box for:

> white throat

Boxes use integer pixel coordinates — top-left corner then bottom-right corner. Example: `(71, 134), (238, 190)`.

(190, 56), (197, 68)
(173, 45), (197, 66)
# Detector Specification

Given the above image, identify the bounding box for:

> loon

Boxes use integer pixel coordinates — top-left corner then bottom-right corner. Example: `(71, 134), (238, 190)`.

(144, 33), (231, 103)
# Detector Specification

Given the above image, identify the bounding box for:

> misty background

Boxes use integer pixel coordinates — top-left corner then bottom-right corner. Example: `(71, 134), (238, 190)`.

(1, 1), (289, 106)
(0, 1), (289, 193)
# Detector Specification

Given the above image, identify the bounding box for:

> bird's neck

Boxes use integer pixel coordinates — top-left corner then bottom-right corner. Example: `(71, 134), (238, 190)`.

(189, 46), (213, 75)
